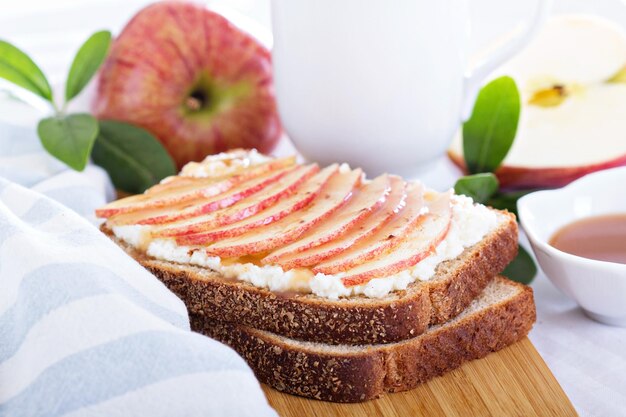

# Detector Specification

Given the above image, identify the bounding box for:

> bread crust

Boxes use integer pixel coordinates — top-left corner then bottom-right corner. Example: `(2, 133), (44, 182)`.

(190, 277), (536, 403)
(103, 210), (517, 345)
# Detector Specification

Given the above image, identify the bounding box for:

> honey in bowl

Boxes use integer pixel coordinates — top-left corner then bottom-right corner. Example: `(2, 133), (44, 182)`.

(549, 214), (626, 264)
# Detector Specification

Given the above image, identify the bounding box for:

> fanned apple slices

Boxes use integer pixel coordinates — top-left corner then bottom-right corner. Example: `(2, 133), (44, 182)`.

(108, 163), (296, 226)
(96, 156), (295, 218)
(264, 176), (407, 269)
(173, 165), (338, 244)
(262, 174), (393, 264)
(202, 168), (363, 257)
(339, 192), (453, 286)
(100, 154), (458, 288)
(154, 163), (320, 237)
(311, 182), (428, 275)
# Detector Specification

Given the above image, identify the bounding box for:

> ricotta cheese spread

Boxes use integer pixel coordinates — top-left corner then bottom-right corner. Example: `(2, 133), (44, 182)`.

(161, 149), (272, 183)
(112, 194), (499, 300)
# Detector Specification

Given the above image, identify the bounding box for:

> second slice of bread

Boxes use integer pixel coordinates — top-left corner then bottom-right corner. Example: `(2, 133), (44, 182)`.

(191, 276), (535, 402)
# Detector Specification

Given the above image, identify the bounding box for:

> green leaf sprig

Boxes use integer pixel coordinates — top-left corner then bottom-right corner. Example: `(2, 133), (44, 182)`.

(463, 76), (520, 174)
(0, 41), (52, 101)
(0, 32), (175, 192)
(454, 76), (537, 284)
(93, 120), (176, 194)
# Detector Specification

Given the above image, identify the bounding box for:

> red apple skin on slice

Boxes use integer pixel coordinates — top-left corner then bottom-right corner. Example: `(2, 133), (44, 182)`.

(202, 169), (363, 257)
(154, 163), (319, 237)
(174, 165), (339, 245)
(145, 156), (295, 195)
(266, 176), (407, 270)
(93, 2), (282, 169)
(261, 174), (391, 264)
(339, 192), (453, 287)
(494, 155), (626, 189)
(448, 150), (626, 190)
(96, 156), (295, 218)
(96, 177), (229, 218)
(311, 182), (427, 275)
(108, 164), (295, 226)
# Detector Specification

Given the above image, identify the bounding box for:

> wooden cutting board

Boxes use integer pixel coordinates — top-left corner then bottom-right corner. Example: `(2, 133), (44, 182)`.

(262, 337), (577, 417)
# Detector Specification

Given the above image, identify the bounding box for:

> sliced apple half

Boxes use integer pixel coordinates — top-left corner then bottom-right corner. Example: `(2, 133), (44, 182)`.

(261, 174), (391, 264)
(268, 176), (407, 270)
(153, 163), (319, 237)
(449, 82), (626, 189)
(338, 192), (452, 287)
(203, 168), (363, 257)
(96, 156), (295, 218)
(171, 165), (338, 244)
(449, 15), (626, 190)
(108, 164), (295, 226)
(312, 182), (427, 275)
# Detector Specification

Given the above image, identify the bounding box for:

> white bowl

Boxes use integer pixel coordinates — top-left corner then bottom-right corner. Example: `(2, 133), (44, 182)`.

(518, 167), (626, 326)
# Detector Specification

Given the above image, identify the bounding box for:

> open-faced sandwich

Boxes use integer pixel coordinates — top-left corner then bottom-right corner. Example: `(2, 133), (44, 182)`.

(96, 149), (535, 402)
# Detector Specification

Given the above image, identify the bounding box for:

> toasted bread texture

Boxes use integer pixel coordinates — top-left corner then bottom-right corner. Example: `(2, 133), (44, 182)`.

(191, 277), (535, 403)
(103, 209), (517, 345)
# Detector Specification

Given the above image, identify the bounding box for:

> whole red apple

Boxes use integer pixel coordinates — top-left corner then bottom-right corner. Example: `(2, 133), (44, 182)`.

(93, 1), (282, 168)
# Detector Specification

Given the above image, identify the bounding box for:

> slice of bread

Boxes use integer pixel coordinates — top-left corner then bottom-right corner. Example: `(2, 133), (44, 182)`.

(103, 209), (517, 345)
(190, 276), (535, 403)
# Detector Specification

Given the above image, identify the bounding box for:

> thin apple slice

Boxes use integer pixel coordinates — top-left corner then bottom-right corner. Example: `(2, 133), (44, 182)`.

(147, 156), (295, 195)
(97, 177), (222, 218)
(203, 168), (363, 257)
(266, 176), (406, 269)
(153, 163), (319, 237)
(108, 164), (296, 226)
(174, 165), (338, 245)
(261, 174), (391, 264)
(339, 192), (452, 287)
(148, 151), (292, 195)
(312, 182), (427, 275)
(96, 156), (295, 218)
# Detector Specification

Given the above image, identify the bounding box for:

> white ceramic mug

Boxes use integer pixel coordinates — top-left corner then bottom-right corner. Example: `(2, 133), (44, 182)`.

(271, 0), (549, 177)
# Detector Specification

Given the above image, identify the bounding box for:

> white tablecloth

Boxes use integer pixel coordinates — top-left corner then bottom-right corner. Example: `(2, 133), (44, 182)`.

(0, 101), (277, 417)
(529, 271), (626, 417)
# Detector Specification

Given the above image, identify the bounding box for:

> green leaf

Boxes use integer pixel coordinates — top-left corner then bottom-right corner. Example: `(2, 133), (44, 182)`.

(486, 190), (535, 217)
(454, 173), (499, 204)
(92, 120), (176, 193)
(65, 31), (111, 101)
(463, 76), (521, 173)
(37, 113), (99, 171)
(0, 40), (52, 101)
(502, 246), (537, 285)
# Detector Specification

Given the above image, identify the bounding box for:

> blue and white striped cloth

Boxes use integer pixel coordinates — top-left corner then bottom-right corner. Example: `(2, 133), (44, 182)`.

(0, 114), (277, 416)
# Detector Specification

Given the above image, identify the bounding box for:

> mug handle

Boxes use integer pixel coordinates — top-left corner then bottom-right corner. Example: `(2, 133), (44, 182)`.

(461, 0), (553, 119)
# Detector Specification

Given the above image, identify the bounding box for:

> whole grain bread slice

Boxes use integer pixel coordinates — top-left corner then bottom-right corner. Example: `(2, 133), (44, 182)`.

(102, 209), (517, 345)
(191, 276), (535, 403)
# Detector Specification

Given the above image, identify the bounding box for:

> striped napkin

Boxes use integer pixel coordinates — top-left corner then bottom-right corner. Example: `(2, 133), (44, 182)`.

(0, 117), (276, 416)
